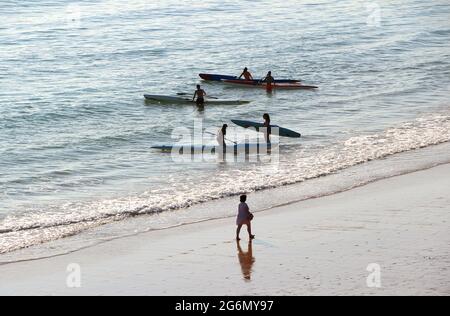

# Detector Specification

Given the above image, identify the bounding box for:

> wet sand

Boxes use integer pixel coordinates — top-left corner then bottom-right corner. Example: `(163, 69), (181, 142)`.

(0, 164), (449, 295)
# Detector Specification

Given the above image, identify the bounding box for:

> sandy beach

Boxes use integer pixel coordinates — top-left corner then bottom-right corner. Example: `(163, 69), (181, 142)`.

(1, 163), (449, 296)
(2, 0), (450, 300)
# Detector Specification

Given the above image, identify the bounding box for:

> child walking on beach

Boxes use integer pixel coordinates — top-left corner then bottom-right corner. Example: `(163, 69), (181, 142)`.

(236, 195), (255, 241)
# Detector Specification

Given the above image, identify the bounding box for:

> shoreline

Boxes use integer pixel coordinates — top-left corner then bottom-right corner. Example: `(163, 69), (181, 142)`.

(1, 163), (449, 295)
(2, 110), (449, 256)
(0, 159), (447, 267)
(1, 141), (450, 264)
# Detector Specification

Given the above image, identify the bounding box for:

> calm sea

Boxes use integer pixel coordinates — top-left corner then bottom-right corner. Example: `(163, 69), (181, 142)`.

(1, 0), (450, 255)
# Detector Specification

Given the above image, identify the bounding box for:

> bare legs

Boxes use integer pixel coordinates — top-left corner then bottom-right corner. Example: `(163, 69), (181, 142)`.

(236, 223), (255, 240)
(247, 222), (254, 239)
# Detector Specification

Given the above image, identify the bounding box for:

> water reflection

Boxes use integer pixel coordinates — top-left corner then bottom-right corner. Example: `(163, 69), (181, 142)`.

(237, 240), (255, 281)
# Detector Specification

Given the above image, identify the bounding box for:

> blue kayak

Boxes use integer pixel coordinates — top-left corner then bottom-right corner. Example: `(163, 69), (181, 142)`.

(152, 143), (277, 154)
(232, 119), (301, 138)
(199, 73), (300, 84)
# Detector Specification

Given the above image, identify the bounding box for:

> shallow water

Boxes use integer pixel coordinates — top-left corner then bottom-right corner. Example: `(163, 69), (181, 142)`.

(1, 0), (450, 254)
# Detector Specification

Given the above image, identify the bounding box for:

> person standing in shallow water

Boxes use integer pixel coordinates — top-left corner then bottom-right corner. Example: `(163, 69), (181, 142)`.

(216, 124), (228, 147)
(236, 195), (255, 241)
(192, 84), (206, 107)
(262, 71), (275, 91)
(216, 124), (228, 158)
(263, 113), (272, 144)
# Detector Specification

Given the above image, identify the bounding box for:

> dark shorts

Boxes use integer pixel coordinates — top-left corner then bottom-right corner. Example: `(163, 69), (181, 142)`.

(196, 97), (205, 106)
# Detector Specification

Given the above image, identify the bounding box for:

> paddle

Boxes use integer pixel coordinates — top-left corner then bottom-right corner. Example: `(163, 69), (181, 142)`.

(204, 130), (238, 145)
(177, 93), (219, 100)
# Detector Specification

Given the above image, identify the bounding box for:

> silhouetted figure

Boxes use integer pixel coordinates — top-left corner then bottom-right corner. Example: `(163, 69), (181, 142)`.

(217, 124), (228, 146)
(237, 240), (255, 281)
(192, 84), (206, 107)
(263, 113), (272, 144)
(238, 67), (254, 81)
(236, 195), (255, 241)
(262, 71), (275, 91)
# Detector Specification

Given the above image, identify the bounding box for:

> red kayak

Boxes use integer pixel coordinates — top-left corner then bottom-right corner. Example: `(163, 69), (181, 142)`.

(222, 79), (318, 90)
(199, 73), (300, 83)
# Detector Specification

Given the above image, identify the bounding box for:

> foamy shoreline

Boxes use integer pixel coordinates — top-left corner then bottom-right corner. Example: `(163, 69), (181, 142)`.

(1, 139), (450, 259)
(1, 163), (449, 295)
(1, 111), (450, 256)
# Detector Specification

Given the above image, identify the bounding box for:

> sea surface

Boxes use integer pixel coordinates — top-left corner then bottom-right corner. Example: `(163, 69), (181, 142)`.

(1, 0), (450, 256)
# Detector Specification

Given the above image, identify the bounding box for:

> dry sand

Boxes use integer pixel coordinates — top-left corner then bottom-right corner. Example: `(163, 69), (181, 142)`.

(0, 164), (449, 296)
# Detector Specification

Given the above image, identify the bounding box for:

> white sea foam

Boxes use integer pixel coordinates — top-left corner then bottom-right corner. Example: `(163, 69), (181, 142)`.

(1, 112), (449, 254)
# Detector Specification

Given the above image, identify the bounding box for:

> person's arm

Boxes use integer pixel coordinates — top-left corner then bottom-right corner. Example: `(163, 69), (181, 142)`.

(192, 91), (197, 101)
(238, 72), (244, 79)
(249, 74), (254, 80)
(246, 204), (254, 220)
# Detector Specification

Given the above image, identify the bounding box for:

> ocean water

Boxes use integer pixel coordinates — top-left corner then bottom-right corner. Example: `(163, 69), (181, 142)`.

(1, 0), (450, 255)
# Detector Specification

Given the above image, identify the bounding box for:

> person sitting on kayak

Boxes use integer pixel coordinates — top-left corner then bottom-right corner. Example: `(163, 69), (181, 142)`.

(263, 113), (272, 144)
(262, 71), (275, 83)
(193, 85), (206, 106)
(217, 124), (228, 146)
(262, 71), (275, 89)
(238, 67), (253, 81)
